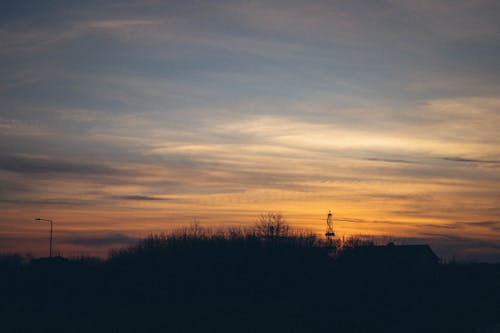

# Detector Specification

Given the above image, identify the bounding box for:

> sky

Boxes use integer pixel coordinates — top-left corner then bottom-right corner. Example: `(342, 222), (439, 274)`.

(1, 0), (500, 261)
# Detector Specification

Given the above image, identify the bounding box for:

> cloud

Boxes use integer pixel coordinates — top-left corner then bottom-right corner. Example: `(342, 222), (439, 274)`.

(60, 232), (138, 247)
(362, 193), (432, 201)
(84, 19), (160, 30)
(363, 157), (415, 164)
(0, 198), (93, 207)
(0, 154), (121, 176)
(112, 195), (170, 201)
(441, 157), (500, 164)
(452, 221), (500, 232)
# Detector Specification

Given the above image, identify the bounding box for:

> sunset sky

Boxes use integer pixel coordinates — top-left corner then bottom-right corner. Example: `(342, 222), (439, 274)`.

(1, 0), (499, 260)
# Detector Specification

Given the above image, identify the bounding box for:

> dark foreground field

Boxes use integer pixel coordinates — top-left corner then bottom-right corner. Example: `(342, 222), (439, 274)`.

(1, 227), (499, 333)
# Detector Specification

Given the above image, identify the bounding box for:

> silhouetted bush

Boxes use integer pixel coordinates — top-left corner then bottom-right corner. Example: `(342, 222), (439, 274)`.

(110, 220), (321, 262)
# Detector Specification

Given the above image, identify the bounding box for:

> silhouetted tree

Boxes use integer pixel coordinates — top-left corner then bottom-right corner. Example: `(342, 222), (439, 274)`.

(254, 212), (289, 240)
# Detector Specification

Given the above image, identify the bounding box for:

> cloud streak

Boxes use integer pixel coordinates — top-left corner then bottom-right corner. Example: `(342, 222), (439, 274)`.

(441, 157), (500, 164)
(60, 233), (138, 247)
(112, 195), (171, 201)
(0, 154), (120, 175)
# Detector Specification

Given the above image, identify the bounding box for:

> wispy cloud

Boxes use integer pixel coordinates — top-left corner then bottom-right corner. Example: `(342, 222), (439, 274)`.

(112, 195), (171, 201)
(441, 157), (500, 164)
(0, 154), (121, 176)
(60, 232), (138, 247)
(363, 157), (416, 164)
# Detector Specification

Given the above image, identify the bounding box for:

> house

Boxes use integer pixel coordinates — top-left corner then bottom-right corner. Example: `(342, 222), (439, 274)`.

(338, 243), (440, 279)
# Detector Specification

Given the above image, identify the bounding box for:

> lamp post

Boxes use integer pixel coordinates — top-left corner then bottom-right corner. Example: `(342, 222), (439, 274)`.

(35, 218), (53, 257)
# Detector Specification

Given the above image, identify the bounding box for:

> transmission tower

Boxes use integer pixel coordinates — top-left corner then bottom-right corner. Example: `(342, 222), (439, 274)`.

(325, 210), (335, 239)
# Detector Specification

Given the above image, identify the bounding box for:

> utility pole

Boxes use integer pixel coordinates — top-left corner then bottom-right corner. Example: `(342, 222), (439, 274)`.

(35, 218), (53, 257)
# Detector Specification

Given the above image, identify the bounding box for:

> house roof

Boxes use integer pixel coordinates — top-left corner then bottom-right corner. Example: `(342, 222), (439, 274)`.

(342, 244), (440, 264)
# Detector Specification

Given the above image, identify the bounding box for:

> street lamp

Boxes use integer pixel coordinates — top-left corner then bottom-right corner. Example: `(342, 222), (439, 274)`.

(35, 218), (53, 258)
